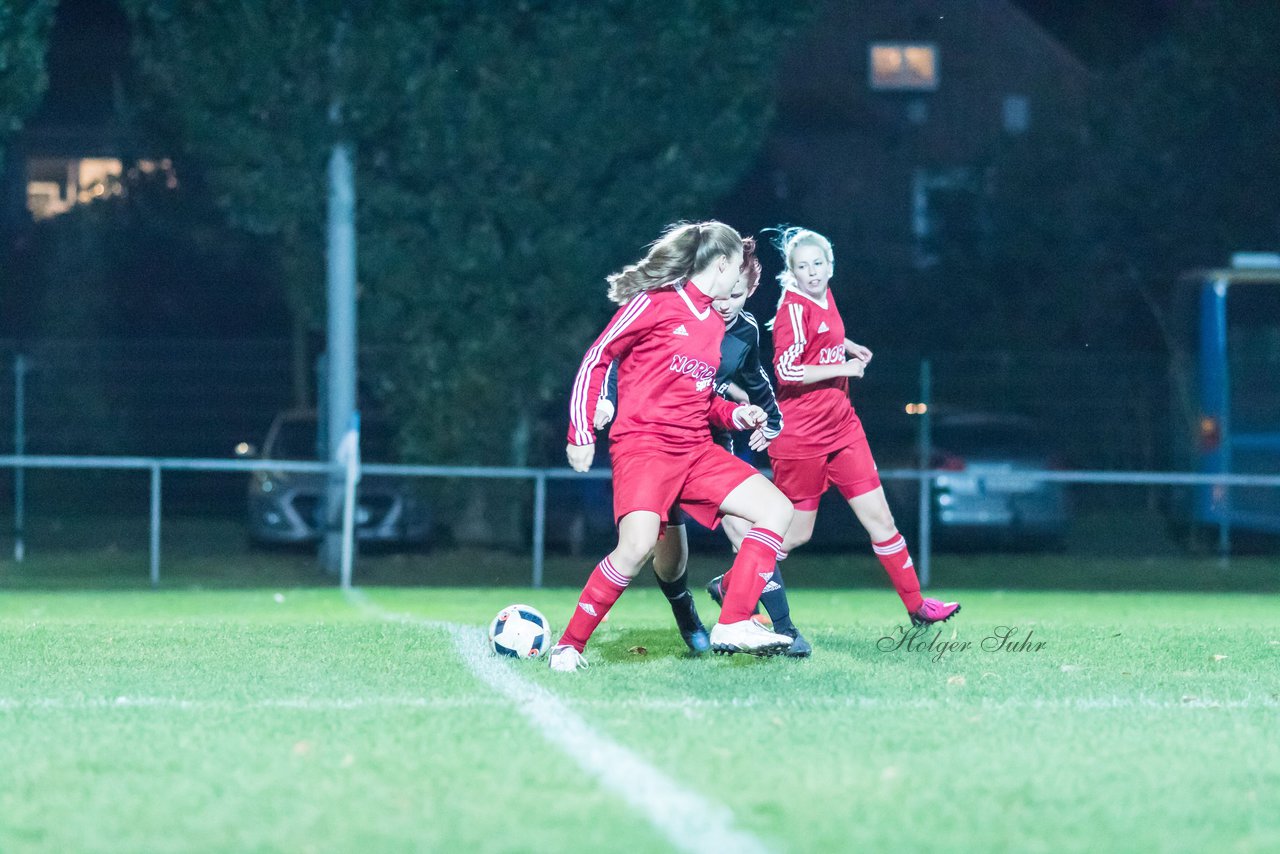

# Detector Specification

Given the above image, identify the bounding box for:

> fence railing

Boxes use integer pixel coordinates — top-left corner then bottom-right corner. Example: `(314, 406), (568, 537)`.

(4, 454), (1279, 588)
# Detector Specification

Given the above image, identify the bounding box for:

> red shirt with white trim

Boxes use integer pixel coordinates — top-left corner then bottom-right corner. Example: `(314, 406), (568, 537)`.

(568, 282), (742, 454)
(769, 286), (865, 459)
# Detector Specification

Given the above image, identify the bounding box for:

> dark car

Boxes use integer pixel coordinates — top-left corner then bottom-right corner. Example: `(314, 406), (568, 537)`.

(888, 410), (1070, 549)
(238, 410), (431, 547)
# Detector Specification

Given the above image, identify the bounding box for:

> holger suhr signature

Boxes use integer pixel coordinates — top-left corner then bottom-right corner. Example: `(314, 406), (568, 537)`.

(877, 625), (1047, 662)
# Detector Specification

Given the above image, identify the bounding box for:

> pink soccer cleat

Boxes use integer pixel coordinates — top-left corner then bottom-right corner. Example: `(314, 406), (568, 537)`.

(911, 598), (961, 627)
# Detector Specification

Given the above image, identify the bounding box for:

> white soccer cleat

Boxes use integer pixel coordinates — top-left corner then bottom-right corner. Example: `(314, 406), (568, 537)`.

(709, 618), (793, 657)
(548, 644), (589, 672)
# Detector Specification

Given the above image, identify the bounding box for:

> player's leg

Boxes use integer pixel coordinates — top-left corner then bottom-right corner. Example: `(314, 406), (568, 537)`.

(679, 447), (795, 655)
(704, 514), (755, 612)
(707, 473), (795, 655)
(835, 441), (960, 626)
(727, 454), (826, 657)
(551, 510), (660, 671)
(651, 516), (709, 654)
(781, 508), (818, 553)
(707, 513), (810, 657)
(712, 453), (821, 605)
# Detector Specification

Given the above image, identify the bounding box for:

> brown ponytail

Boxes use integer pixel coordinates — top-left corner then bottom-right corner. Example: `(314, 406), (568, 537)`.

(606, 221), (743, 305)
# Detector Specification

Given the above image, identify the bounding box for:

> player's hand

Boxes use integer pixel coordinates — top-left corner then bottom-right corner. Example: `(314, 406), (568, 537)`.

(566, 442), (595, 472)
(732, 404), (767, 430)
(593, 399), (615, 431)
(844, 358), (866, 379)
(846, 339), (873, 363)
(748, 428), (772, 452)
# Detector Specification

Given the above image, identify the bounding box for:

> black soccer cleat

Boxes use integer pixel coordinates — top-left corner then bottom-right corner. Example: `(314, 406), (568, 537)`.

(775, 625), (812, 658)
(704, 574), (760, 614)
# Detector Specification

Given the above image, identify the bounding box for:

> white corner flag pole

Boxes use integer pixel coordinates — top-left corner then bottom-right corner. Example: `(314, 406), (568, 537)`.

(338, 411), (361, 589)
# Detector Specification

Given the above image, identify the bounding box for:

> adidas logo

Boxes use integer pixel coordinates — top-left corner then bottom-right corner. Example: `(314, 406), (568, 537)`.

(762, 581), (781, 593)
(817, 321), (830, 333)
(578, 602), (598, 617)
(672, 324), (689, 336)
(758, 571), (774, 582)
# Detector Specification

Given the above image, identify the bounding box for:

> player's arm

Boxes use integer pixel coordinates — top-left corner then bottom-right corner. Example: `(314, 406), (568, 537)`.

(721, 381), (750, 404)
(566, 296), (653, 470)
(595, 361), (618, 430)
(739, 321), (783, 443)
(844, 338), (872, 363)
(709, 396), (767, 433)
(796, 361), (865, 383)
(774, 303), (865, 386)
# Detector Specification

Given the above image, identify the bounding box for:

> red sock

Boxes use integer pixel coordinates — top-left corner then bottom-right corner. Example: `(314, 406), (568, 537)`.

(718, 528), (784, 623)
(872, 533), (923, 612)
(558, 557), (630, 652)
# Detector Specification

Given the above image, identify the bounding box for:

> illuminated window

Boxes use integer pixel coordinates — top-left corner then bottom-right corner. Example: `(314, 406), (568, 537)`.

(25, 157), (175, 220)
(869, 42), (938, 91)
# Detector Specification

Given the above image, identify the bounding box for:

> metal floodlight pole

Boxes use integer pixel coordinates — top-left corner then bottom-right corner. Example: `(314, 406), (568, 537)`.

(322, 139), (358, 576)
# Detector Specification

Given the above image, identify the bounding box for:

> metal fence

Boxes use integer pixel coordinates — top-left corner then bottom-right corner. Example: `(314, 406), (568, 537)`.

(0, 339), (1173, 470)
(3, 454), (1278, 589)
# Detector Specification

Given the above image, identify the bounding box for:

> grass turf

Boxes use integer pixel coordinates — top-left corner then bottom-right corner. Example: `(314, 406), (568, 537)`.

(1, 583), (1277, 853)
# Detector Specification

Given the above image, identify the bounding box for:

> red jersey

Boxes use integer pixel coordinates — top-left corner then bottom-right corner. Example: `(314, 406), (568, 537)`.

(769, 286), (865, 459)
(568, 282), (742, 454)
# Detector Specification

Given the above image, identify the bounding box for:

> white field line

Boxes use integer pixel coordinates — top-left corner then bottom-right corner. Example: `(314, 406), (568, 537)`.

(344, 588), (773, 854)
(2, 695), (1276, 713)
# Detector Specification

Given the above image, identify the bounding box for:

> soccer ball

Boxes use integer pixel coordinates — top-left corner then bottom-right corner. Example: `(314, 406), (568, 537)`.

(488, 604), (553, 659)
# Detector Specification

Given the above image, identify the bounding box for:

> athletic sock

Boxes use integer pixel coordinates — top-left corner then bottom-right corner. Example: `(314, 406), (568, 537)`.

(718, 528), (784, 624)
(758, 559), (795, 634)
(872, 533), (924, 613)
(656, 570), (703, 635)
(559, 556), (630, 652)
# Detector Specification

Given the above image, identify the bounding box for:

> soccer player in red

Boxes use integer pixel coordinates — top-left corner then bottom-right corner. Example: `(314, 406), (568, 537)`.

(766, 227), (961, 627)
(596, 239), (809, 657)
(551, 221), (796, 672)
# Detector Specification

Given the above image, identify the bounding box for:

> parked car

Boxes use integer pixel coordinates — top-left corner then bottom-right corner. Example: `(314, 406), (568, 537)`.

(237, 409), (431, 547)
(887, 410), (1070, 549)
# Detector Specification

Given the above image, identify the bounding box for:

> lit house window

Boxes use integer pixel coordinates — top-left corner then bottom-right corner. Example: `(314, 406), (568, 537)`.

(869, 43), (938, 91)
(25, 157), (176, 220)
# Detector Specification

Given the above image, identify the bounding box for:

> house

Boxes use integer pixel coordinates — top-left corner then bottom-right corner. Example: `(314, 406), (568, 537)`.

(0, 0), (155, 230)
(728, 0), (1089, 270)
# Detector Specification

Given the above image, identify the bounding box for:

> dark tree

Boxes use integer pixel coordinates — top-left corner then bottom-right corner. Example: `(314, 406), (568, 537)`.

(0, 0), (56, 171)
(126, 0), (809, 464)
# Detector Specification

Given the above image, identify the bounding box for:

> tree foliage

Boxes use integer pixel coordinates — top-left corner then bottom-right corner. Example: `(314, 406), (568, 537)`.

(126, 0), (807, 463)
(0, 0), (56, 170)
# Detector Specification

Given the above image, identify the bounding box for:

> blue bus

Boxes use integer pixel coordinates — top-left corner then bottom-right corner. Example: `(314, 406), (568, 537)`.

(1172, 255), (1280, 542)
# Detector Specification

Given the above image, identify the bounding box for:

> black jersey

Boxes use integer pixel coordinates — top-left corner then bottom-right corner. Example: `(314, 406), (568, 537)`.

(603, 309), (782, 451)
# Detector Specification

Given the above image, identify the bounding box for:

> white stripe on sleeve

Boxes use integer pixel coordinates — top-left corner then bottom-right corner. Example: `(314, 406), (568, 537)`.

(569, 295), (651, 445)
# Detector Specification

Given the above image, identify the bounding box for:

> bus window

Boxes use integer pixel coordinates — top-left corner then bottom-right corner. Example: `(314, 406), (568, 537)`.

(1226, 286), (1280, 432)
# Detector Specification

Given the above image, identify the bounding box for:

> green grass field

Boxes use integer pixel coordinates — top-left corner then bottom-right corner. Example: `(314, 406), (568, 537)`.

(2, 561), (1278, 853)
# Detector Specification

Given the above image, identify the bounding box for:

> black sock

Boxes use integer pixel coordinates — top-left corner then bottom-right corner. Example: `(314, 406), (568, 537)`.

(656, 571), (703, 633)
(759, 563), (795, 634)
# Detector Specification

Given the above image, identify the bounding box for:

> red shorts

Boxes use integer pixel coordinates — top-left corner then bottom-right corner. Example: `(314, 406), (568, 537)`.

(771, 438), (881, 511)
(612, 443), (759, 530)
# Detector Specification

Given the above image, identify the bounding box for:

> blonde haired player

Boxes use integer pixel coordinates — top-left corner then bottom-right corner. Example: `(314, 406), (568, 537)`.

(760, 226), (960, 628)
